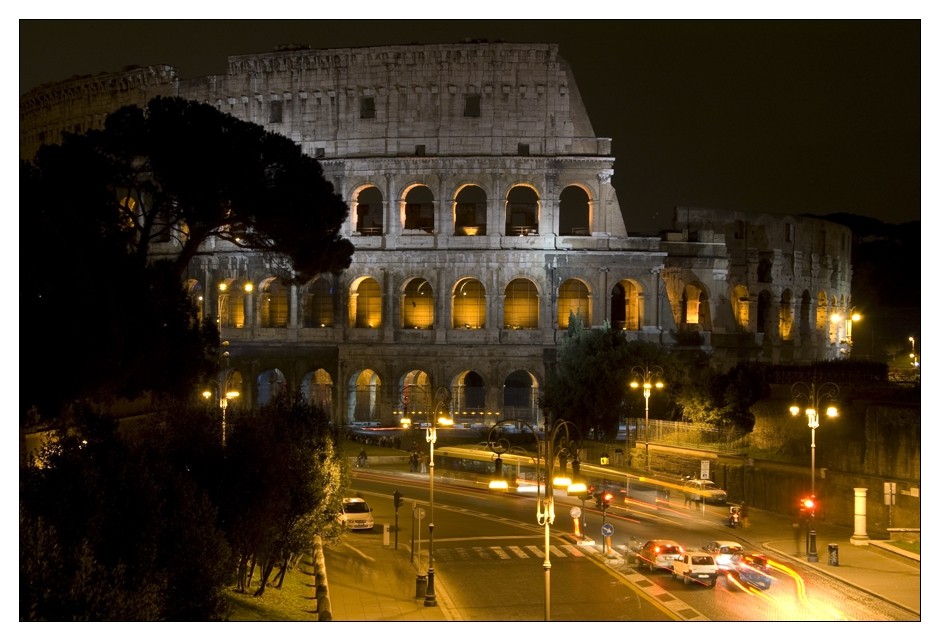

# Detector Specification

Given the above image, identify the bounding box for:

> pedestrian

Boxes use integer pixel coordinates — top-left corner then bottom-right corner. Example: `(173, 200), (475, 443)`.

(740, 501), (749, 528)
(419, 452), (428, 474)
(410, 451), (419, 473)
(357, 447), (368, 468)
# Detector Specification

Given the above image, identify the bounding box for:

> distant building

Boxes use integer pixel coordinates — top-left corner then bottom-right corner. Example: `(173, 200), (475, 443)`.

(20, 41), (854, 427)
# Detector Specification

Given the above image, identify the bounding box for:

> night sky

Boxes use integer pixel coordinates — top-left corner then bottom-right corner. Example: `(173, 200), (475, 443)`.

(18, 17), (924, 234)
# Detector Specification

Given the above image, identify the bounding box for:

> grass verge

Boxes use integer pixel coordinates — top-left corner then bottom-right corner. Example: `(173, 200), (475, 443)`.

(225, 554), (318, 621)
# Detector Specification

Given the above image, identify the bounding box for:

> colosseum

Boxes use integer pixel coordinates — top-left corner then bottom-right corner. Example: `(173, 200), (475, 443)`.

(19, 41), (855, 428)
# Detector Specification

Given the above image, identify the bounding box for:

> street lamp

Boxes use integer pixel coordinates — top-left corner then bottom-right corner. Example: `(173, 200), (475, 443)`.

(487, 417), (579, 621)
(202, 386), (240, 446)
(789, 379), (838, 562)
(399, 383), (430, 438)
(423, 386), (452, 607)
(629, 365), (664, 472)
(909, 336), (919, 368)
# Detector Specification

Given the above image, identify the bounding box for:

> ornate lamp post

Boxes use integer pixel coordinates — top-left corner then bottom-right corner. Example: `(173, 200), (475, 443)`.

(629, 365), (664, 472)
(486, 417), (579, 621)
(789, 379), (838, 562)
(202, 386), (240, 446)
(423, 385), (452, 607)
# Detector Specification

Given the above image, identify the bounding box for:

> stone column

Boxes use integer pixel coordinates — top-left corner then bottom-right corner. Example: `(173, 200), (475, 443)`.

(850, 487), (870, 546)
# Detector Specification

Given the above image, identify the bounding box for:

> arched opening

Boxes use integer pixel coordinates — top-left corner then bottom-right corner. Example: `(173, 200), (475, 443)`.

(303, 278), (334, 328)
(455, 185), (487, 236)
(348, 369), (381, 424)
(778, 289), (794, 340)
(454, 370), (486, 426)
(218, 279), (248, 329)
(452, 278), (486, 329)
(559, 185), (590, 236)
(185, 279), (205, 324)
(504, 278), (539, 329)
(400, 370), (432, 425)
(259, 278), (289, 328)
(681, 283), (710, 330)
(557, 279), (591, 329)
(349, 277), (382, 328)
(355, 186), (384, 235)
(301, 368), (333, 414)
(257, 368), (287, 406)
(404, 185), (435, 232)
(733, 284), (750, 331)
(505, 185), (539, 236)
(610, 280), (641, 331)
(402, 278), (434, 329)
(502, 370), (539, 424)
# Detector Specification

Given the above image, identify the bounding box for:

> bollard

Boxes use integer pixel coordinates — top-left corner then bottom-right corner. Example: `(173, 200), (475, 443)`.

(383, 523), (391, 547)
(828, 543), (839, 566)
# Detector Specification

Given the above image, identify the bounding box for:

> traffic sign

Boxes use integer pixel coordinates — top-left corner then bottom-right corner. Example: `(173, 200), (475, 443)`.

(601, 523), (614, 537)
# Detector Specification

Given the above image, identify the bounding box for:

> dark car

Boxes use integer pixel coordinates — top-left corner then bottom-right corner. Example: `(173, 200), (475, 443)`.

(727, 552), (773, 590)
(636, 539), (685, 572)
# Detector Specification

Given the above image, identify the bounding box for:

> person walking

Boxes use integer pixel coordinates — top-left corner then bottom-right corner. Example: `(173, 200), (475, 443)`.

(419, 452), (428, 474)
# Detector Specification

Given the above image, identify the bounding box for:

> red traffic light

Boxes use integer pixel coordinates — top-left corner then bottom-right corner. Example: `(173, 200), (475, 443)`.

(603, 492), (614, 506)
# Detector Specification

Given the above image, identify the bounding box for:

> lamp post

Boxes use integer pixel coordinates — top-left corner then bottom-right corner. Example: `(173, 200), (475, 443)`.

(202, 386), (240, 446)
(399, 383), (430, 440)
(487, 417), (579, 621)
(423, 386), (452, 607)
(789, 379), (838, 562)
(629, 365), (664, 472)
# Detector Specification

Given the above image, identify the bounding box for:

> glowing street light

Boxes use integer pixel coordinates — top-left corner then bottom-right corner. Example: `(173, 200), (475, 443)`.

(422, 386), (453, 607)
(630, 365), (665, 472)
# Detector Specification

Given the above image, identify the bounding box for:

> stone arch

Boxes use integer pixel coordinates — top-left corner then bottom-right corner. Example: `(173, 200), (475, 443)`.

(257, 368), (287, 406)
(402, 184), (435, 232)
(401, 277), (434, 329)
(504, 277), (540, 329)
(611, 279), (642, 331)
(452, 277), (486, 329)
(399, 370), (432, 425)
(680, 282), (711, 331)
(453, 370), (487, 426)
(779, 289), (794, 340)
(347, 368), (382, 424)
(302, 277), (334, 328)
(218, 278), (249, 329)
(732, 284), (750, 331)
(349, 276), (382, 328)
(454, 184), (487, 236)
(558, 185), (591, 236)
(301, 368), (334, 414)
(502, 369), (540, 424)
(352, 185), (384, 235)
(557, 278), (592, 328)
(259, 276), (289, 328)
(505, 185), (540, 236)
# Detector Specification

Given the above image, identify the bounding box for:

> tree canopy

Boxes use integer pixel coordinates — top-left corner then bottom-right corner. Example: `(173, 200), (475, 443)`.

(20, 96), (354, 421)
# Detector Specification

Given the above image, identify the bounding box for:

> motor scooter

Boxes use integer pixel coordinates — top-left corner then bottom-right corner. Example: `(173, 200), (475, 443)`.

(728, 505), (741, 528)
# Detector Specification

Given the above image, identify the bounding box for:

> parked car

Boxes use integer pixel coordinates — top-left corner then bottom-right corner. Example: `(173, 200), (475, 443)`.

(672, 552), (719, 587)
(682, 478), (728, 504)
(636, 539), (685, 572)
(338, 497), (375, 531)
(702, 540), (745, 570)
(728, 552), (773, 590)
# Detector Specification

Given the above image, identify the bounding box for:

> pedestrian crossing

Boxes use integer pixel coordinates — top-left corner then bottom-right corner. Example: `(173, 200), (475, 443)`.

(433, 544), (588, 562)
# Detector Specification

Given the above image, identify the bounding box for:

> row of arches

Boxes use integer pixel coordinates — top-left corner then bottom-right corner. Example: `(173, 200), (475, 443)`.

(352, 183), (592, 237)
(212, 367), (544, 427)
(191, 275), (645, 332)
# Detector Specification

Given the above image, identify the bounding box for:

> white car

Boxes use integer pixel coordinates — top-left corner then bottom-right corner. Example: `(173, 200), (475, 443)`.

(339, 497), (375, 531)
(702, 540), (745, 570)
(683, 478), (728, 504)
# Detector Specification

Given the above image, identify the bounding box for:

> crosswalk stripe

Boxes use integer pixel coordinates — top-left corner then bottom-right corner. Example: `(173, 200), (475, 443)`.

(548, 545), (566, 557)
(431, 545), (589, 561)
(526, 545), (544, 558)
(507, 545), (529, 558)
(561, 544), (585, 557)
(490, 546), (512, 560)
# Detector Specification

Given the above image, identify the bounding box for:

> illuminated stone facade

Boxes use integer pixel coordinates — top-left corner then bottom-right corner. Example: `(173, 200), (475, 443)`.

(20, 42), (854, 427)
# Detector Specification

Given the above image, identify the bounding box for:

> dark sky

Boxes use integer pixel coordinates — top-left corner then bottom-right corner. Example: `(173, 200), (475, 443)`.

(19, 18), (922, 233)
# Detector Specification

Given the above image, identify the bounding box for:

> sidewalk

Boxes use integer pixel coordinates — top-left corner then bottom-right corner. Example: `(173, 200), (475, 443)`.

(324, 458), (919, 621)
(321, 531), (452, 622)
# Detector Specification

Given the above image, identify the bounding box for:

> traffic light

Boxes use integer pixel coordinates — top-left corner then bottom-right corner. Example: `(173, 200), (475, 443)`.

(393, 490), (403, 510)
(800, 495), (817, 517)
(602, 492), (613, 510)
(494, 456), (503, 475)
